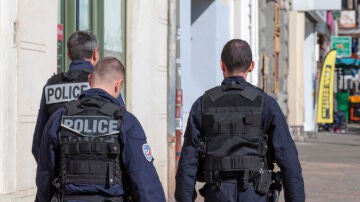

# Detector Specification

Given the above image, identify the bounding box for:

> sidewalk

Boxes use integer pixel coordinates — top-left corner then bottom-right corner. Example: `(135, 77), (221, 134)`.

(290, 132), (360, 202)
(347, 123), (360, 135)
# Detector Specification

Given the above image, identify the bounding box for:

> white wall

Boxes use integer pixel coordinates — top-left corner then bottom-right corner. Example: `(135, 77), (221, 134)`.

(303, 17), (317, 131)
(0, 0), (57, 201)
(237, 0), (259, 86)
(126, 0), (169, 197)
(292, 0), (341, 11)
(0, 0), (18, 197)
(182, 0), (232, 116)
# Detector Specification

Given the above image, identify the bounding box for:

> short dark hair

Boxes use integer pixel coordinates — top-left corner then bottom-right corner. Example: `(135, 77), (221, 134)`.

(92, 57), (125, 84)
(67, 31), (98, 60)
(221, 39), (252, 73)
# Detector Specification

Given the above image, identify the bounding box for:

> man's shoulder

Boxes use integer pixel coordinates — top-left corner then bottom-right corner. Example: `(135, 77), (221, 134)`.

(121, 111), (147, 140)
(122, 110), (141, 127)
(45, 72), (64, 85)
(245, 83), (266, 95)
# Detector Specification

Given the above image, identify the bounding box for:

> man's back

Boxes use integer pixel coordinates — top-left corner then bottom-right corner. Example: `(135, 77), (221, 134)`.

(35, 57), (166, 202)
(176, 39), (304, 202)
(32, 59), (94, 161)
(44, 68), (91, 116)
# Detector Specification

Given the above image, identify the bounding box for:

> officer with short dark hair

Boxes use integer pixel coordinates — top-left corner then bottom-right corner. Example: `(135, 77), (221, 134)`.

(32, 31), (124, 162)
(35, 57), (166, 202)
(175, 39), (305, 202)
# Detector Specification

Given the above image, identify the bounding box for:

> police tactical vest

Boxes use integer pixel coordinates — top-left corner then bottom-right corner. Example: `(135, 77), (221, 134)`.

(45, 69), (92, 116)
(59, 97), (124, 191)
(200, 82), (268, 183)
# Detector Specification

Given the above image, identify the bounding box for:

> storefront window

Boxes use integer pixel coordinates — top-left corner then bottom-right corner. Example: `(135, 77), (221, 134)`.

(103, 0), (126, 62)
(58, 0), (126, 71)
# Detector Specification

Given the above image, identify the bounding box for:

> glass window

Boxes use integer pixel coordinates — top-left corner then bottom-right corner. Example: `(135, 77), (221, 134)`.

(57, 0), (65, 73)
(58, 0), (126, 72)
(103, 0), (126, 62)
(77, 0), (91, 31)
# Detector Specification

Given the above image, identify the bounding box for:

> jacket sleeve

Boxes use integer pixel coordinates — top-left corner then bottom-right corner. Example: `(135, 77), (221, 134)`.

(35, 109), (62, 202)
(175, 98), (202, 202)
(32, 87), (49, 162)
(120, 113), (166, 202)
(262, 97), (305, 202)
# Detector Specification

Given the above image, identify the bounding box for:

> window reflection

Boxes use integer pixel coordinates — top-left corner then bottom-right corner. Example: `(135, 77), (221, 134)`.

(78, 0), (91, 31)
(104, 0), (125, 62)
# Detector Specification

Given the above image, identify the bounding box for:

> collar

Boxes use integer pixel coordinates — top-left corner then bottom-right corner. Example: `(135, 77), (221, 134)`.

(221, 76), (247, 85)
(79, 88), (121, 106)
(69, 59), (94, 71)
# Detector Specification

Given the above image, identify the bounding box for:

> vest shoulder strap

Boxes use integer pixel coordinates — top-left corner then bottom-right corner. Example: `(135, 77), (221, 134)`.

(47, 73), (63, 85)
(100, 102), (124, 118)
(62, 69), (91, 81)
(204, 86), (223, 102)
(64, 100), (83, 115)
(241, 86), (262, 101)
(204, 83), (263, 102)
(64, 97), (125, 118)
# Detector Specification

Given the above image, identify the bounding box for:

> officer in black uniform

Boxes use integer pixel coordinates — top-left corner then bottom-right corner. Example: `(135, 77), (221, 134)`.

(36, 57), (165, 202)
(32, 31), (124, 162)
(175, 39), (305, 202)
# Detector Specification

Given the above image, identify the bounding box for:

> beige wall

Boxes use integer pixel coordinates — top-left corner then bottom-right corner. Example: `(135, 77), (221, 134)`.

(288, 11), (305, 127)
(0, 0), (57, 201)
(126, 0), (169, 198)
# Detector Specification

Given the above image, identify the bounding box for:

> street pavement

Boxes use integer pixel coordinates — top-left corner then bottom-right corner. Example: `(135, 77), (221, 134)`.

(192, 125), (360, 202)
(290, 128), (360, 202)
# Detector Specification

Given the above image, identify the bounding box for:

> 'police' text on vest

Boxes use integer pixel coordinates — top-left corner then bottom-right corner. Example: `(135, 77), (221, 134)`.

(61, 116), (119, 136)
(45, 82), (89, 104)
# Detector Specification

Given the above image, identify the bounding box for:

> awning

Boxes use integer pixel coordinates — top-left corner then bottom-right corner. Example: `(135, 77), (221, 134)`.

(336, 58), (360, 69)
(338, 28), (360, 38)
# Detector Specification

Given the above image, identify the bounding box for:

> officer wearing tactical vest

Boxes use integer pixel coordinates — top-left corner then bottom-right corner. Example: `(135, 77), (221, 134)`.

(32, 31), (125, 162)
(175, 39), (305, 202)
(35, 57), (166, 202)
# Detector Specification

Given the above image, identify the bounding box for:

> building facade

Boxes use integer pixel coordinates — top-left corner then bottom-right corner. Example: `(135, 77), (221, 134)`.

(0, 0), (169, 201)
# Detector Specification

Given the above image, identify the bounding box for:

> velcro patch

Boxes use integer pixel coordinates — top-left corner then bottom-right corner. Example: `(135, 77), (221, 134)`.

(45, 82), (89, 104)
(142, 144), (153, 162)
(61, 115), (119, 136)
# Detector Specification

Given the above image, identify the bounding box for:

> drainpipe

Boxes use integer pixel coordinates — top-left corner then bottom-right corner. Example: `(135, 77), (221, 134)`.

(175, 0), (182, 171)
(167, 0), (177, 200)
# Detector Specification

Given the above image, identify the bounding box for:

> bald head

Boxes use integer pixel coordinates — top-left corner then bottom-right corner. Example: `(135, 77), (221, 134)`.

(89, 57), (125, 98)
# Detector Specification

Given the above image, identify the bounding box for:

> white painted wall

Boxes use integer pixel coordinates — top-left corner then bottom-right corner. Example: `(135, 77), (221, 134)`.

(180, 0), (191, 124)
(288, 11), (305, 127)
(303, 17), (317, 131)
(182, 0), (232, 116)
(233, 0), (259, 86)
(0, 0), (18, 197)
(181, 0), (259, 137)
(126, 0), (169, 197)
(0, 0), (57, 201)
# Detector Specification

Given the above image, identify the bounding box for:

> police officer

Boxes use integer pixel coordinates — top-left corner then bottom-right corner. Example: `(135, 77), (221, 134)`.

(32, 31), (124, 162)
(35, 57), (166, 202)
(175, 39), (305, 202)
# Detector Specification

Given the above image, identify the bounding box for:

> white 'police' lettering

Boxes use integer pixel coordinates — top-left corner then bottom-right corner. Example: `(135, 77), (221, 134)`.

(61, 116), (119, 136)
(45, 82), (90, 104)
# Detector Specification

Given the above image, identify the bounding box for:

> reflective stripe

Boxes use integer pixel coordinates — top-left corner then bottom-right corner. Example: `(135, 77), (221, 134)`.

(45, 82), (89, 104)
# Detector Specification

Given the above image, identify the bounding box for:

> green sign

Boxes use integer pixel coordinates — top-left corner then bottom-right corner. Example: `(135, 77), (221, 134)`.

(331, 36), (352, 57)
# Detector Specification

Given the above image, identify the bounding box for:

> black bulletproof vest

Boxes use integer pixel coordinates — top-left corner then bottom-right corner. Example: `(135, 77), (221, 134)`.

(59, 97), (124, 190)
(45, 69), (92, 116)
(200, 83), (268, 183)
